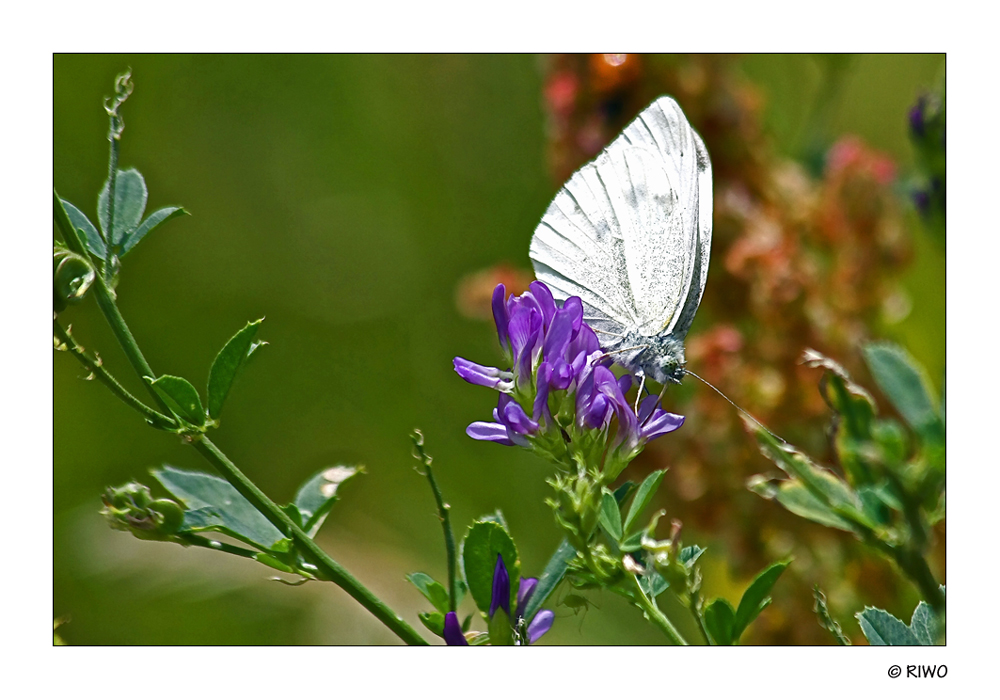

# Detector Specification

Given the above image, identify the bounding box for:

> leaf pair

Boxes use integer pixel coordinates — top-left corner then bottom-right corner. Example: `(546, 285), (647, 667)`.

(61, 169), (187, 262)
(598, 470), (666, 550)
(147, 319), (265, 430)
(406, 572), (467, 637)
(703, 559), (791, 645)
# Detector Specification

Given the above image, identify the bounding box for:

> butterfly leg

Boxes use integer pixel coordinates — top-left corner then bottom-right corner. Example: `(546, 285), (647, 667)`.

(634, 370), (645, 415)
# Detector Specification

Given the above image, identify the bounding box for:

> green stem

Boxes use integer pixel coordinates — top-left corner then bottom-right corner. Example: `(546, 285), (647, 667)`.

(411, 431), (458, 611)
(688, 595), (712, 645)
(191, 435), (427, 645)
(178, 533), (260, 560)
(630, 574), (687, 645)
(53, 191), (174, 417)
(54, 320), (174, 428)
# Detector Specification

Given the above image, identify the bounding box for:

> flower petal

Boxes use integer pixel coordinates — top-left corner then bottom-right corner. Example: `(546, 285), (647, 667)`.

(516, 577), (538, 620)
(502, 398), (539, 436)
(533, 363), (552, 422)
(443, 611), (468, 646)
(641, 411), (685, 441)
(543, 305), (575, 362)
(466, 421), (515, 445)
(492, 284), (510, 355)
(527, 609), (555, 643)
(490, 554), (511, 618)
(529, 280), (557, 327)
(453, 357), (513, 391)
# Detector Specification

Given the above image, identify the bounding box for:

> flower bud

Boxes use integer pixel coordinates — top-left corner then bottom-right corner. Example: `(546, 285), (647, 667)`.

(101, 482), (185, 541)
(54, 247), (95, 313)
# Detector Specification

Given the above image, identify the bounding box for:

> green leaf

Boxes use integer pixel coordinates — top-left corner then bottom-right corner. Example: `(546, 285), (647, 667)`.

(461, 520), (520, 617)
(909, 602), (938, 645)
(253, 551), (297, 574)
(623, 469), (665, 534)
(704, 598), (736, 645)
(619, 530), (645, 553)
(122, 206), (188, 255)
(640, 569), (668, 599)
(863, 342), (944, 443)
(679, 545), (706, 568)
(61, 199), (106, 259)
(293, 465), (363, 536)
(98, 168), (147, 248)
(418, 611), (445, 637)
(148, 375), (206, 427)
(612, 480), (637, 505)
(522, 538), (576, 623)
(153, 466), (285, 550)
(732, 559), (791, 642)
(857, 607), (920, 645)
(487, 608), (514, 645)
(207, 319), (264, 420)
(406, 573), (451, 614)
(598, 489), (623, 542)
(749, 476), (859, 532)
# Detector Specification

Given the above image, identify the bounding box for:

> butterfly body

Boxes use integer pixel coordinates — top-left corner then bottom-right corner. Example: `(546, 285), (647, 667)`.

(529, 96), (712, 385)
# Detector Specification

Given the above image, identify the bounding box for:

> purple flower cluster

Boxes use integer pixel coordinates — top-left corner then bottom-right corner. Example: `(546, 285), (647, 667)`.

(454, 281), (684, 473)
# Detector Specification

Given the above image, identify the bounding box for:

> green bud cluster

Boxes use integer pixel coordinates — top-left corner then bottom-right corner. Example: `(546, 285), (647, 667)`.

(101, 482), (184, 541)
(546, 466), (603, 555)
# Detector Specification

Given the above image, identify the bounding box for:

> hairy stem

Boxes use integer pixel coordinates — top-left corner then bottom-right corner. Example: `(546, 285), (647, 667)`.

(192, 435), (427, 645)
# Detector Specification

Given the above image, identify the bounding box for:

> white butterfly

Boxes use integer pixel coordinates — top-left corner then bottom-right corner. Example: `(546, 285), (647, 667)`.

(529, 96), (712, 386)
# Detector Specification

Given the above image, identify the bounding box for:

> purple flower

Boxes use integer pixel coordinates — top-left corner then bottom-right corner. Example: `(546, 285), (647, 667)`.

(454, 281), (684, 476)
(443, 611), (468, 646)
(491, 554), (554, 645)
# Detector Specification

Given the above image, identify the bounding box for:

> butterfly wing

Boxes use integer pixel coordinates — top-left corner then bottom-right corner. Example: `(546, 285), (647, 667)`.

(529, 96), (712, 348)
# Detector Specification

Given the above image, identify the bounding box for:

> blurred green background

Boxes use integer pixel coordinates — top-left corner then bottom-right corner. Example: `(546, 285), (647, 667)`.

(54, 54), (944, 644)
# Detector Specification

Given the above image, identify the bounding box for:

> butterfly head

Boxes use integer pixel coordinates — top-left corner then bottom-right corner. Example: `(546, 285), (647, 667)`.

(632, 334), (686, 385)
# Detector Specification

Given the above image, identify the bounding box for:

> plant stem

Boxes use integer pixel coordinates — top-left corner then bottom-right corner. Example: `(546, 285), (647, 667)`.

(630, 574), (687, 645)
(177, 533), (260, 559)
(54, 320), (173, 428)
(53, 191), (174, 418)
(191, 435), (427, 645)
(411, 431), (458, 611)
(688, 595), (712, 645)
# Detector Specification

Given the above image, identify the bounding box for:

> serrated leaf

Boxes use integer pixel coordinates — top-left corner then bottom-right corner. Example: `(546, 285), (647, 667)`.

(704, 598), (736, 645)
(732, 559), (791, 642)
(293, 465), (362, 536)
(598, 489), (623, 542)
(207, 319), (263, 420)
(856, 607), (920, 645)
(61, 199), (106, 259)
(909, 602), (938, 645)
(418, 611), (445, 636)
(461, 521), (520, 617)
(863, 342), (944, 443)
(148, 375), (206, 427)
(122, 206), (188, 255)
(153, 466), (284, 550)
(623, 469), (665, 534)
(406, 573), (451, 614)
(522, 538), (576, 623)
(98, 168), (147, 247)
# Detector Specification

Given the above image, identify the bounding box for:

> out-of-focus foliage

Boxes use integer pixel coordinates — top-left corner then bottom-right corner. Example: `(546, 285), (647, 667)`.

(54, 55), (944, 645)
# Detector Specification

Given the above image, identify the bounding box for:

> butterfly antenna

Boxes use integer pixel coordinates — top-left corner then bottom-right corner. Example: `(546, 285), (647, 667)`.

(682, 369), (787, 445)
